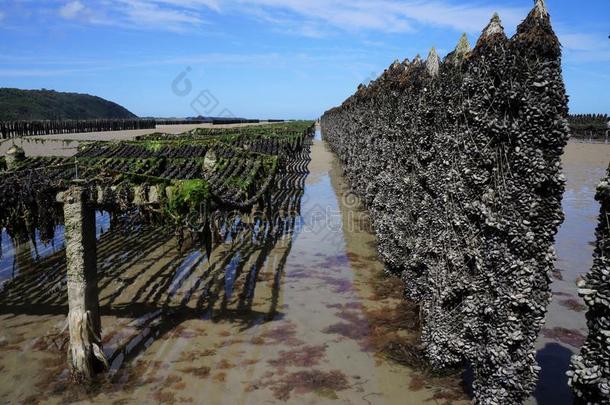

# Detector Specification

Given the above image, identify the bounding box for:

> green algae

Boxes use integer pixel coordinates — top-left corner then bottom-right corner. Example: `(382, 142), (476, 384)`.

(166, 179), (210, 218)
(142, 140), (164, 153)
(225, 176), (249, 190)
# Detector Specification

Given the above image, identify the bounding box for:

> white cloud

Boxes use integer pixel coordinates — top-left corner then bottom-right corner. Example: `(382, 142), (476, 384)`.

(52, 0), (528, 35)
(232, 0), (526, 35)
(59, 1), (86, 19)
(0, 49), (373, 77)
(114, 0), (204, 27)
(56, 0), (214, 31)
(560, 33), (601, 52)
(558, 32), (610, 63)
(0, 68), (84, 77)
(150, 0), (222, 12)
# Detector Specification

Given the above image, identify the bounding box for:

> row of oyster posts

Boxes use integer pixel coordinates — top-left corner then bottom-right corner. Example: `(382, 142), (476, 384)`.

(322, 1), (609, 404)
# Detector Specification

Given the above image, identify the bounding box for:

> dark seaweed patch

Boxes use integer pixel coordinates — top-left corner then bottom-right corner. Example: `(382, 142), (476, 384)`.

(542, 327), (586, 348)
(251, 369), (350, 401)
(255, 321), (304, 347)
(216, 359), (235, 370)
(268, 344), (327, 368)
(152, 390), (177, 404)
(212, 372), (226, 382)
(180, 366), (211, 379)
(558, 298), (586, 312)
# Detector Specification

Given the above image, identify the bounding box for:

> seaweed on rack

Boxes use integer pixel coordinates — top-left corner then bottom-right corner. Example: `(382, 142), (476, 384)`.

(0, 122), (315, 251)
(0, 165), (72, 244)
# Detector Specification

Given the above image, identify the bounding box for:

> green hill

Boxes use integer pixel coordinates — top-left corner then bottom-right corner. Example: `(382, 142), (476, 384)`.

(0, 88), (137, 121)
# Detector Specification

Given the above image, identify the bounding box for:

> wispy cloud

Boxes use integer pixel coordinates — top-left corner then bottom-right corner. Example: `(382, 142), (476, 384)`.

(52, 0), (528, 35)
(558, 32), (610, 63)
(58, 0), (114, 26)
(116, 0), (204, 27)
(46, 0), (610, 66)
(236, 0), (525, 35)
(57, 0), (214, 31)
(59, 1), (85, 19)
(150, 0), (222, 12)
(0, 68), (96, 77)
(0, 49), (377, 77)
(0, 51), (286, 77)
(560, 33), (604, 52)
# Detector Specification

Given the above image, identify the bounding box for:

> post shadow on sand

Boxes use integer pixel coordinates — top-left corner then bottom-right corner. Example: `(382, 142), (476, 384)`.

(0, 215), (294, 371)
(534, 343), (575, 405)
(461, 343), (575, 404)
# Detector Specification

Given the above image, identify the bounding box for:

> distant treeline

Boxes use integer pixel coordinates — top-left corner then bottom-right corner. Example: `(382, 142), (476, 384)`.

(0, 119), (156, 139)
(569, 114), (609, 140)
(0, 88), (137, 121)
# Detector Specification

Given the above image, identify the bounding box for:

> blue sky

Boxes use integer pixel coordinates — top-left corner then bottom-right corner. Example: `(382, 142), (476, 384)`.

(0, 0), (608, 119)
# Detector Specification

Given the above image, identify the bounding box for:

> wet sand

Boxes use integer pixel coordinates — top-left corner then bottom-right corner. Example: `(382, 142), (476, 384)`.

(0, 133), (607, 404)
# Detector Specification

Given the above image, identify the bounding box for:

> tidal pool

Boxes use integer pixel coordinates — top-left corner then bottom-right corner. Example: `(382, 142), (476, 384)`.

(0, 133), (607, 404)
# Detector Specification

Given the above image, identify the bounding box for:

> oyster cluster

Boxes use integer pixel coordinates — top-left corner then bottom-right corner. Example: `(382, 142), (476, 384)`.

(568, 167), (610, 404)
(321, 1), (570, 403)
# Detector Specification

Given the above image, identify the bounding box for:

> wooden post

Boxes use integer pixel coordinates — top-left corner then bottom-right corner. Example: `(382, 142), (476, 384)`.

(5, 145), (25, 170)
(63, 185), (108, 382)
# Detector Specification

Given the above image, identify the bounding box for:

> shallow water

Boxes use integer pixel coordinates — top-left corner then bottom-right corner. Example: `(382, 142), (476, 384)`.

(0, 212), (110, 290)
(532, 141), (610, 405)
(0, 134), (607, 404)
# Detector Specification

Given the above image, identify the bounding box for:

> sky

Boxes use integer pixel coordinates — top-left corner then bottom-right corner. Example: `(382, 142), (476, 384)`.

(0, 0), (608, 119)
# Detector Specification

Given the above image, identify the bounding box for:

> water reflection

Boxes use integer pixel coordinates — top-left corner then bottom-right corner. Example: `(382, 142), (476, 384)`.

(0, 212), (110, 289)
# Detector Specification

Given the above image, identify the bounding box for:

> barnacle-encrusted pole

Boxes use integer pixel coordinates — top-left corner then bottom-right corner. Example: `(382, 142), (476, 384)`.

(455, 33), (471, 58)
(568, 166), (610, 403)
(426, 47), (440, 77)
(63, 185), (108, 382)
(461, 2), (569, 400)
(321, 0), (569, 403)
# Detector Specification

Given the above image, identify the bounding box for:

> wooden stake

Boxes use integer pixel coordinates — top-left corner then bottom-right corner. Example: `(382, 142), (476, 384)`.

(63, 185), (108, 382)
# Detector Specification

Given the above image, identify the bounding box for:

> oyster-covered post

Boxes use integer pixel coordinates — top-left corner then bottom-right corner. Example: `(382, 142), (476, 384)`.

(63, 185), (108, 382)
(321, 0), (570, 403)
(5, 145), (25, 170)
(568, 166), (610, 403)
